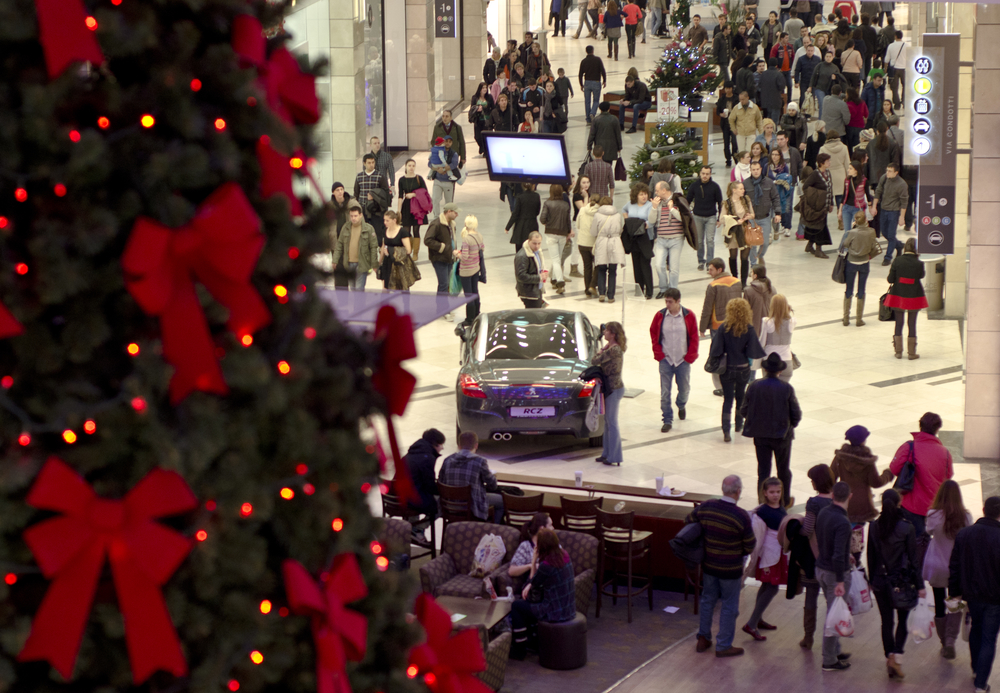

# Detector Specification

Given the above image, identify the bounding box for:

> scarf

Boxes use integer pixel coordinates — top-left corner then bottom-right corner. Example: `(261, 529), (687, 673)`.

(734, 162), (751, 181)
(750, 175), (764, 207)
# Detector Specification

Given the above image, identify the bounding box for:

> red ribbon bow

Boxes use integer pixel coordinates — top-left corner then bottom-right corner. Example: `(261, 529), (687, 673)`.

(35, 0), (105, 79)
(283, 555), (369, 693)
(409, 594), (491, 693)
(18, 457), (198, 682)
(232, 15), (320, 127)
(0, 302), (23, 339)
(122, 183), (270, 403)
(371, 306), (419, 506)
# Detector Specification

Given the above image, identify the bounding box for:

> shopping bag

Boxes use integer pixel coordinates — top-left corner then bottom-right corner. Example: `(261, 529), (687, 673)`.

(832, 250), (847, 284)
(824, 596), (854, 638)
(910, 597), (935, 644)
(614, 156), (627, 182)
(469, 534), (507, 577)
(448, 261), (462, 296)
(962, 609), (972, 642)
(847, 566), (873, 615)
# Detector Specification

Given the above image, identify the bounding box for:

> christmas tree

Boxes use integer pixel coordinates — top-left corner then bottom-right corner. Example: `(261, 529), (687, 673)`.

(672, 0), (691, 29)
(628, 121), (703, 184)
(0, 3), (420, 693)
(646, 41), (722, 107)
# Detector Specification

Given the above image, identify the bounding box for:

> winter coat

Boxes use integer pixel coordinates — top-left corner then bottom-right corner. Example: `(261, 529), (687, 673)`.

(540, 198), (573, 236)
(743, 279), (775, 335)
(884, 253), (929, 311)
(505, 190), (542, 247)
(430, 121), (466, 162)
(745, 175), (780, 219)
(331, 220), (380, 274)
(821, 96), (852, 141)
(842, 224), (879, 263)
(591, 205), (626, 266)
(819, 138), (851, 199)
(404, 438), (442, 514)
(424, 214), (457, 263)
(796, 171), (829, 229)
(804, 131), (826, 169)
(740, 375), (801, 440)
(576, 201), (600, 247)
(949, 518), (1000, 606)
(889, 431), (954, 517)
(514, 245), (543, 301)
(809, 61), (844, 93)
(587, 113), (623, 162)
(831, 444), (893, 523)
(923, 508), (973, 588)
(861, 80), (885, 127)
(489, 103), (518, 132)
(729, 101), (763, 137)
(867, 517), (918, 593)
(758, 68), (787, 113)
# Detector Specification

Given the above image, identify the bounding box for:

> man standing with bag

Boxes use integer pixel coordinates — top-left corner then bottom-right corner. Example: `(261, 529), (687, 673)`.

(949, 495), (1000, 693)
(815, 481), (855, 672)
(889, 412), (954, 542)
(424, 203), (461, 317)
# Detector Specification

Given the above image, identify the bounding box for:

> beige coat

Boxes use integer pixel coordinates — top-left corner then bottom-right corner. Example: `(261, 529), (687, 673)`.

(576, 200), (600, 247)
(819, 138), (851, 201)
(591, 205), (626, 266)
(728, 102), (763, 137)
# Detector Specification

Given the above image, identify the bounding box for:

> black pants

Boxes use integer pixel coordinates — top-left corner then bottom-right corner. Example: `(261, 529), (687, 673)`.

(720, 121), (737, 164)
(521, 297), (544, 308)
(625, 23), (637, 56)
(597, 264), (618, 299)
(893, 308), (918, 338)
(460, 274), (480, 324)
(511, 599), (539, 657)
(632, 255), (653, 298)
(580, 246), (596, 292)
(873, 586), (910, 657)
(934, 586), (948, 618)
(720, 367), (750, 431)
(755, 437), (792, 506)
(549, 12), (566, 35)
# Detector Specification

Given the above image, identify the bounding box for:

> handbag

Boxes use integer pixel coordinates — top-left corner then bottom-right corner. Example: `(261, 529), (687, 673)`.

(832, 250), (847, 284)
(448, 261), (462, 296)
(893, 441), (917, 494)
(872, 527), (921, 610)
(614, 156), (627, 182)
(578, 151), (592, 178)
(872, 238), (883, 258)
(878, 293), (894, 321)
(743, 220), (764, 247)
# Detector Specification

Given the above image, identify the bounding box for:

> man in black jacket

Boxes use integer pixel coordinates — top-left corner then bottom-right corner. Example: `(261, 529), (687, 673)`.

(579, 45), (607, 125)
(404, 429), (445, 520)
(815, 482), (854, 672)
(740, 353), (800, 507)
(712, 24), (733, 83)
(619, 75), (651, 134)
(686, 166), (724, 270)
(588, 102), (622, 164)
(715, 84), (739, 168)
(949, 496), (1000, 692)
(746, 161), (781, 265)
(514, 232), (547, 308)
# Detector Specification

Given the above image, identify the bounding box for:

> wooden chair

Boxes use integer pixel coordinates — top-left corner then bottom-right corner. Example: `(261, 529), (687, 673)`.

(502, 492), (544, 528)
(437, 482), (495, 528)
(559, 496), (603, 537)
(682, 563), (702, 615)
(595, 507), (653, 624)
(381, 480), (436, 560)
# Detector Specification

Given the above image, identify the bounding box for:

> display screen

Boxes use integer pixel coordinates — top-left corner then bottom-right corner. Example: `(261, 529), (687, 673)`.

(483, 133), (571, 185)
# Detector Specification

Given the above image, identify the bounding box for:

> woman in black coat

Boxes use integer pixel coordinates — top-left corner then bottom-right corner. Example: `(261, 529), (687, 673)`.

(866, 489), (923, 680)
(505, 183), (542, 253)
(468, 82), (495, 155)
(884, 238), (928, 360)
(796, 158), (834, 257)
(708, 297), (766, 442)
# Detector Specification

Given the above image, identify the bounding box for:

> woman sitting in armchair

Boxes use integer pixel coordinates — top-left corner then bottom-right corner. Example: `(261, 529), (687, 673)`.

(510, 528), (576, 659)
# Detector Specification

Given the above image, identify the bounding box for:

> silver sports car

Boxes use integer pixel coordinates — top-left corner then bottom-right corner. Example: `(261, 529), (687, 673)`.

(455, 309), (604, 445)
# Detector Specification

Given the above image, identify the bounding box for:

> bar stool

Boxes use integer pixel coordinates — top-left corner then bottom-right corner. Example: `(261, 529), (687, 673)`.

(437, 482), (495, 528)
(559, 496), (604, 537)
(595, 507), (653, 623)
(380, 480), (436, 559)
(502, 492), (544, 527)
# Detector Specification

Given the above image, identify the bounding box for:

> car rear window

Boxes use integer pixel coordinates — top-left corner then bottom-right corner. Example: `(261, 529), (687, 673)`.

(482, 314), (580, 360)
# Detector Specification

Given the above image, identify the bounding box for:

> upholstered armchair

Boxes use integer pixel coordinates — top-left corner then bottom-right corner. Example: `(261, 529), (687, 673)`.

(419, 522), (521, 598)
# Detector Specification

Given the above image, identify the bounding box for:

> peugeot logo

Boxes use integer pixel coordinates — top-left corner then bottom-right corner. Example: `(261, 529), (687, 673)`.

(528, 388), (538, 398)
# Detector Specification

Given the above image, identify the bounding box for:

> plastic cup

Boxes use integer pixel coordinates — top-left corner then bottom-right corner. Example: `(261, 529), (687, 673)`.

(574, 471), (583, 487)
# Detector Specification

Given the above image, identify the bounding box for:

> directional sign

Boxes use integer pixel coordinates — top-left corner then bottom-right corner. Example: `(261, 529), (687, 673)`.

(435, 1), (456, 38)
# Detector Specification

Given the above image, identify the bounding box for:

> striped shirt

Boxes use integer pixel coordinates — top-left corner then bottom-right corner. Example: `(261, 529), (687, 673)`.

(685, 497), (755, 579)
(459, 231), (484, 277)
(583, 160), (614, 198)
(657, 207), (683, 238)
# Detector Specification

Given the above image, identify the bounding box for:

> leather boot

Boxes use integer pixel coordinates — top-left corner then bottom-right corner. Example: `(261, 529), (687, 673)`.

(893, 335), (903, 359)
(907, 337), (919, 360)
(943, 611), (962, 659)
(721, 415), (731, 443)
(614, 42), (619, 60)
(800, 607), (816, 649)
(411, 236), (421, 261)
(935, 617), (950, 658)
(888, 653), (904, 679)
(856, 298), (866, 326)
(570, 264), (583, 278)
(843, 297), (852, 326)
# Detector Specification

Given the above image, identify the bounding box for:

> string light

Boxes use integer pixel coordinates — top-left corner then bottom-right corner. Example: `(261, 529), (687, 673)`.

(97, 116), (110, 129)
(15, 263), (28, 275)
(131, 396), (147, 412)
(303, 483), (315, 495)
(273, 285), (288, 298)
(424, 673), (437, 686)
(140, 114), (155, 128)
(68, 129), (81, 143)
(111, 0), (122, 6)
(303, 327), (316, 339)
(249, 651), (264, 665)
(214, 118), (227, 131)
(279, 487), (294, 500)
(259, 600), (272, 614)
(127, 343), (140, 355)
(278, 607), (289, 617)
(296, 463), (308, 475)
(407, 666), (419, 678)
(195, 530), (208, 541)
(376, 556), (389, 571)
(277, 361), (291, 375)
(289, 157), (304, 169)
(227, 680), (240, 692)
(205, 500), (217, 511)
(14, 189), (27, 202)
(85, 16), (98, 30)
(240, 334), (253, 347)
(361, 482), (371, 494)
(0, 217), (8, 229)
(369, 540), (382, 555)
(190, 78), (202, 92)
(1, 376), (11, 388)
(83, 420), (96, 434)
(17, 433), (29, 446)
(331, 518), (344, 532)
(240, 502), (253, 517)
(287, 247), (299, 259)
(53, 184), (67, 197)
(4, 573), (16, 585)
(62, 430), (77, 444)
(247, 97), (257, 106)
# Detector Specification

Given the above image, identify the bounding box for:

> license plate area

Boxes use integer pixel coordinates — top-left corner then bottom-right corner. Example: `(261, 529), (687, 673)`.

(509, 406), (556, 418)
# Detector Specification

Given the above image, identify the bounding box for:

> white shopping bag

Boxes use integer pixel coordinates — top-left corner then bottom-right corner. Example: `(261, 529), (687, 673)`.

(847, 567), (873, 615)
(910, 597), (935, 644)
(824, 596), (855, 638)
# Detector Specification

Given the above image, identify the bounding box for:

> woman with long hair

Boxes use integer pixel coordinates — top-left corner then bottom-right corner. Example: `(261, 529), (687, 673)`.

(510, 528), (576, 659)
(397, 159), (428, 260)
(760, 294), (795, 382)
(731, 150), (752, 183)
(622, 182), (654, 299)
(708, 298), (765, 441)
(469, 81), (495, 155)
(838, 160), (870, 246)
(380, 210), (418, 290)
(720, 180), (755, 286)
(873, 98), (895, 131)
(867, 489), (923, 680)
(604, 0), (624, 61)
(924, 480), (972, 659)
(508, 512), (554, 586)
(841, 210), (879, 326)
(767, 148), (793, 237)
(755, 119), (777, 153)
(749, 140), (768, 169)
(457, 215), (485, 325)
(845, 85), (868, 149)
(539, 183), (573, 292)
(867, 121), (899, 187)
(592, 322), (627, 465)
(885, 237), (927, 359)
(573, 175), (599, 297)
(519, 110), (539, 133)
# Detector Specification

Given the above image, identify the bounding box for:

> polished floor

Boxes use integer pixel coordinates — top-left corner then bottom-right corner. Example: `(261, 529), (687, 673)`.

(369, 5), (977, 516)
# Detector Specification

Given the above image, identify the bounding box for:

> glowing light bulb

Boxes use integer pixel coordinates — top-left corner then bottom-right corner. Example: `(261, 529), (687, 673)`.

(140, 114), (155, 128)
(85, 16), (98, 30)
(97, 116), (110, 129)
(376, 556), (389, 571)
(214, 118), (227, 131)
(62, 430), (77, 444)
(241, 334), (253, 347)
(15, 263), (28, 275)
(190, 79), (202, 92)
(4, 573), (16, 585)
(304, 327), (316, 339)
(332, 518), (344, 532)
(273, 285), (288, 298)
(277, 361), (291, 375)
(17, 432), (30, 446)
(127, 343), (140, 355)
(196, 529), (208, 541)
(260, 600), (272, 614)
(280, 487), (295, 500)
(84, 420), (96, 434)
(54, 184), (67, 197)
(240, 502), (253, 517)
(250, 651), (264, 665)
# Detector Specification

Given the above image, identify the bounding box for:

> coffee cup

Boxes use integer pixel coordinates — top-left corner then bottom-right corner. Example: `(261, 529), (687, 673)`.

(574, 471), (583, 487)
(655, 476), (664, 492)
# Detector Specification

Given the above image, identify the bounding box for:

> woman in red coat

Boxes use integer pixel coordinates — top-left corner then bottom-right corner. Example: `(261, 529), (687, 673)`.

(884, 238), (928, 360)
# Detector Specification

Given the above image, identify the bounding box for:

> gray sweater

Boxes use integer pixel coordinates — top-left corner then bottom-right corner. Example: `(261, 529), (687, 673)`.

(822, 96), (851, 140)
(875, 174), (909, 211)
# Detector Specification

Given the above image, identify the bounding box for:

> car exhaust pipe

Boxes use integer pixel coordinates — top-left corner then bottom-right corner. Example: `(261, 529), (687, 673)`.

(492, 433), (505, 441)
(502, 433), (512, 441)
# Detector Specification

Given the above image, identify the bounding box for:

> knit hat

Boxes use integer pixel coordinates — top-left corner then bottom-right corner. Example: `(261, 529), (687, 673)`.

(434, 137), (445, 145)
(859, 128), (875, 142)
(331, 182), (344, 193)
(845, 425), (870, 446)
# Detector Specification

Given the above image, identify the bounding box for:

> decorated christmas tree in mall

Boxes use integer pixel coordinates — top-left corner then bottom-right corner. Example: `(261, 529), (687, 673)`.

(672, 0), (691, 28)
(646, 41), (722, 107)
(628, 121), (703, 183)
(0, 2), (440, 693)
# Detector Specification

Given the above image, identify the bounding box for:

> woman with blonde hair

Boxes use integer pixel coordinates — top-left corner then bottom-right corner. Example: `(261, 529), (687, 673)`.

(592, 322), (627, 465)
(380, 210), (419, 291)
(720, 180), (755, 286)
(759, 294), (795, 382)
(923, 479), (973, 659)
(755, 119), (778, 152)
(458, 215), (485, 325)
(708, 298), (766, 441)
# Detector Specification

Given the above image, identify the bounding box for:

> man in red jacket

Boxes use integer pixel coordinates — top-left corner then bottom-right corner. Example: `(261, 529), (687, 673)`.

(889, 411), (954, 542)
(650, 288), (699, 433)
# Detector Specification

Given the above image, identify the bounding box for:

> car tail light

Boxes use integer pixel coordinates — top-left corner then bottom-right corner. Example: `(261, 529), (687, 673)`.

(459, 374), (487, 399)
(578, 379), (597, 398)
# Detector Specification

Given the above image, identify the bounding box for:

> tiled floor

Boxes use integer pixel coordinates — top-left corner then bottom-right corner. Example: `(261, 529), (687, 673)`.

(371, 5), (975, 515)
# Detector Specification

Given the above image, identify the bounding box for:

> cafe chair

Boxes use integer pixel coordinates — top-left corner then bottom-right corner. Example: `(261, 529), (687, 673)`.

(559, 496), (604, 537)
(475, 627), (512, 691)
(438, 482), (495, 528)
(419, 521), (520, 599)
(538, 612), (588, 670)
(502, 492), (544, 528)
(381, 480), (436, 560)
(595, 507), (653, 624)
(378, 517), (414, 571)
(555, 529), (599, 616)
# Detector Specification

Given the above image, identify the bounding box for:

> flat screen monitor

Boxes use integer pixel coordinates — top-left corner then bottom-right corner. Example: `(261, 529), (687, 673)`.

(482, 132), (571, 186)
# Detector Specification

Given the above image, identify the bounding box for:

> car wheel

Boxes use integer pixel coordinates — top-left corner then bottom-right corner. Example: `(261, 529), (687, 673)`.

(588, 434), (603, 448)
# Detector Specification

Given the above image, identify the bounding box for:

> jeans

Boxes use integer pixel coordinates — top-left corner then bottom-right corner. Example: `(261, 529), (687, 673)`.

(840, 257), (871, 299)
(545, 233), (569, 283)
(647, 6), (663, 36)
(880, 210), (902, 262)
(431, 179), (455, 219)
(583, 81), (602, 122)
(653, 234), (685, 291)
(754, 437), (792, 507)
(782, 70), (793, 103)
(817, 566), (852, 667)
(839, 204), (859, 247)
(720, 121), (738, 164)
(873, 586), (910, 658)
(698, 574), (741, 651)
(747, 217), (772, 265)
(813, 88), (827, 119)
(658, 359), (690, 425)
(485, 491), (505, 524)
(720, 367), (750, 430)
(346, 262), (368, 290)
(969, 601), (1000, 690)
(602, 386), (624, 463)
(541, 119), (556, 133)
(890, 69), (905, 108)
(597, 264), (618, 299)
(460, 274), (480, 324)
(431, 260), (451, 294)
(619, 100), (652, 130)
(693, 215), (716, 265)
